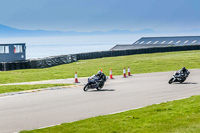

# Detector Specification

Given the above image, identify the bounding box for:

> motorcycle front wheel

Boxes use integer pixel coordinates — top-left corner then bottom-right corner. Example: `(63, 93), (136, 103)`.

(83, 84), (90, 91)
(168, 78), (173, 84)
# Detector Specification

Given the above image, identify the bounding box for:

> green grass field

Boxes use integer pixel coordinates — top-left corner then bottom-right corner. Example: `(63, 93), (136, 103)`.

(20, 95), (200, 133)
(0, 84), (72, 94)
(1, 50), (200, 84)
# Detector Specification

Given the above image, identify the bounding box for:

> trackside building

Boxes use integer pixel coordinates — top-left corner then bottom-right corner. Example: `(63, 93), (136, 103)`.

(134, 36), (200, 45)
(0, 43), (26, 62)
(111, 36), (200, 50)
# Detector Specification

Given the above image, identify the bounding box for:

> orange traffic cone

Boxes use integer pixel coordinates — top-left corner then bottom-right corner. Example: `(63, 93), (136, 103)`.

(128, 66), (131, 76)
(75, 72), (79, 83)
(110, 68), (114, 79)
(101, 69), (103, 72)
(123, 67), (127, 78)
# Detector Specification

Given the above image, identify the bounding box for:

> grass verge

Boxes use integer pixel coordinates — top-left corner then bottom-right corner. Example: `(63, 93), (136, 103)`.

(0, 84), (72, 94)
(0, 50), (200, 84)
(21, 95), (200, 133)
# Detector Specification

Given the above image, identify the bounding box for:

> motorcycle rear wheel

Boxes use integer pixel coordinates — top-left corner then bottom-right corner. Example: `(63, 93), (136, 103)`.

(96, 82), (105, 90)
(180, 79), (186, 83)
(96, 87), (101, 91)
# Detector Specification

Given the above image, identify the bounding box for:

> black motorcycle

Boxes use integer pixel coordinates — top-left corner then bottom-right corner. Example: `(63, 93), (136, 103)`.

(83, 75), (106, 91)
(168, 70), (190, 84)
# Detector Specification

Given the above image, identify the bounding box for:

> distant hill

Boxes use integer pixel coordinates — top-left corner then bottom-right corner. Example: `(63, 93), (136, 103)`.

(0, 24), (156, 37)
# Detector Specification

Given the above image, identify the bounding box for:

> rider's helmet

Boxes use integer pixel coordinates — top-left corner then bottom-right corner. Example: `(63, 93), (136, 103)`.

(97, 71), (102, 75)
(182, 67), (186, 70)
(181, 67), (186, 73)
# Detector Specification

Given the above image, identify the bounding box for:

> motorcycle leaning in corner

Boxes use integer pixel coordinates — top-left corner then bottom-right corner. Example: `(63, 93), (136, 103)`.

(83, 71), (107, 91)
(168, 67), (190, 84)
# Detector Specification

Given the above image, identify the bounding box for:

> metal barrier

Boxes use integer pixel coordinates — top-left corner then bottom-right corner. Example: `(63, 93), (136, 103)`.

(28, 54), (77, 68)
(0, 54), (77, 71)
(75, 45), (200, 60)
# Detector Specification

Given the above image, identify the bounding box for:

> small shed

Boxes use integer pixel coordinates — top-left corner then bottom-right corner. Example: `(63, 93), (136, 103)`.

(0, 43), (26, 62)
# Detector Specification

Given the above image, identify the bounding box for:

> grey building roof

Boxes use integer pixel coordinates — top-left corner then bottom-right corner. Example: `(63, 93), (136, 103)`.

(0, 43), (25, 45)
(133, 36), (200, 45)
(110, 36), (200, 51)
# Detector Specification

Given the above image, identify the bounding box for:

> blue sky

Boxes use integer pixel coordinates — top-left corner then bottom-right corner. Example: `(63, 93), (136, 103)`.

(1, 0), (200, 32)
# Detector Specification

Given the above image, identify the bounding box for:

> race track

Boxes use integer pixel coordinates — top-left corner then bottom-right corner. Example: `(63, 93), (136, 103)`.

(0, 69), (200, 133)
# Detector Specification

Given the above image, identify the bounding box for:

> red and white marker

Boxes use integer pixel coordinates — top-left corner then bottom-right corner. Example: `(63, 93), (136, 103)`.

(123, 67), (126, 77)
(75, 72), (79, 83)
(101, 69), (103, 72)
(128, 66), (131, 76)
(110, 68), (114, 79)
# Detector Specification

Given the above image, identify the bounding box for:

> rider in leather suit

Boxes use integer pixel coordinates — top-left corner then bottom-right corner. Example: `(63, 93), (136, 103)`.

(95, 71), (106, 87)
(179, 67), (190, 78)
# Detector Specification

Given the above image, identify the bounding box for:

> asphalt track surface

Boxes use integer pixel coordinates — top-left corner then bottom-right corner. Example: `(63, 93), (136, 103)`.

(0, 69), (200, 133)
